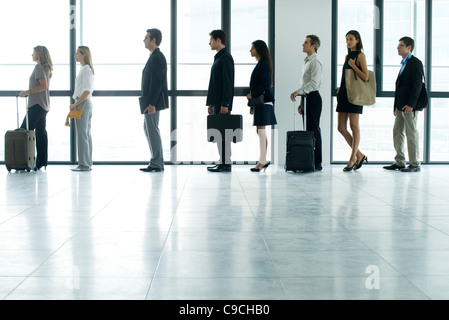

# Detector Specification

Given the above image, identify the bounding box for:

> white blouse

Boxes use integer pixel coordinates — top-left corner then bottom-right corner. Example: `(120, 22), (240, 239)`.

(73, 64), (94, 100)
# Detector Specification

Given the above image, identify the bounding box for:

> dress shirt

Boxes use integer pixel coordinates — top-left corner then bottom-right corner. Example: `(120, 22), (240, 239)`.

(399, 54), (412, 75)
(296, 53), (323, 95)
(73, 64), (94, 100)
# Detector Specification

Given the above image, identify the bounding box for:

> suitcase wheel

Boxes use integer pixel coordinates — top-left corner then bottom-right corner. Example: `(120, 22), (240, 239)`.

(26, 167), (31, 172)
(6, 166), (11, 172)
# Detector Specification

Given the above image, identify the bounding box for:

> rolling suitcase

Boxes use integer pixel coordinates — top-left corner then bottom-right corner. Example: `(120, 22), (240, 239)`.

(207, 114), (243, 144)
(285, 98), (315, 172)
(4, 96), (36, 172)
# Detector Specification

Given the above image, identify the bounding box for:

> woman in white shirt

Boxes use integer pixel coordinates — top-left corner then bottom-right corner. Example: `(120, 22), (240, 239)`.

(70, 46), (95, 171)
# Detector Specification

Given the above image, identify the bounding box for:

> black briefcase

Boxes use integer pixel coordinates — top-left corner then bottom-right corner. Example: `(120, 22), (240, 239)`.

(207, 114), (243, 143)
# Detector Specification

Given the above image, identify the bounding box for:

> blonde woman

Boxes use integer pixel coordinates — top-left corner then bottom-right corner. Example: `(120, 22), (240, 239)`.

(70, 46), (95, 171)
(19, 46), (53, 171)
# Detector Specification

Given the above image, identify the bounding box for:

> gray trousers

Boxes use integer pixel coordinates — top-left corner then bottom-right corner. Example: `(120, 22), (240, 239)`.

(143, 111), (164, 168)
(74, 99), (93, 168)
(393, 110), (421, 167)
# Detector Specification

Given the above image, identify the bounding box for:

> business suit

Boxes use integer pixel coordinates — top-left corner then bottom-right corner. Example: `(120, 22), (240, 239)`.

(141, 47), (168, 170)
(393, 55), (424, 167)
(206, 47), (235, 165)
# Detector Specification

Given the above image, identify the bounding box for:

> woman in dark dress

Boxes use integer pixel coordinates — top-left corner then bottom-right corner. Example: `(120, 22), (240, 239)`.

(247, 40), (277, 172)
(337, 30), (369, 171)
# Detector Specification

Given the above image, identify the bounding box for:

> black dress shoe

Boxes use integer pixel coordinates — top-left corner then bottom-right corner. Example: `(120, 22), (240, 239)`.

(343, 161), (358, 172)
(250, 162), (270, 172)
(140, 166), (164, 172)
(355, 155), (368, 170)
(383, 163), (405, 170)
(207, 164), (219, 170)
(400, 165), (421, 172)
(207, 164), (231, 172)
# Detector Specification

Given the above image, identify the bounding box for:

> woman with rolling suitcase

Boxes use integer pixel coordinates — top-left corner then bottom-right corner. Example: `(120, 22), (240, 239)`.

(19, 45), (53, 171)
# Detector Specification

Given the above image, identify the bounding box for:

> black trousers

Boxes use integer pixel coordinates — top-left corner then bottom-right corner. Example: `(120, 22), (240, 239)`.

(21, 104), (48, 168)
(303, 91), (322, 168)
(212, 105), (232, 165)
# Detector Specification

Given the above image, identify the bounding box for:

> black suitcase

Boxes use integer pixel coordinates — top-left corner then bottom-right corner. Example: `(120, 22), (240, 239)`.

(4, 96), (36, 172)
(207, 114), (243, 144)
(285, 99), (315, 172)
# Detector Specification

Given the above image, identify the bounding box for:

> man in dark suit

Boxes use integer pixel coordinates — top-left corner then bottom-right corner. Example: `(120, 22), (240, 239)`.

(140, 28), (168, 172)
(206, 29), (235, 172)
(384, 36), (424, 172)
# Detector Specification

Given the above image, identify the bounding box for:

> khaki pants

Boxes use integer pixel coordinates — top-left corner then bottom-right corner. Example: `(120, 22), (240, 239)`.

(393, 110), (421, 167)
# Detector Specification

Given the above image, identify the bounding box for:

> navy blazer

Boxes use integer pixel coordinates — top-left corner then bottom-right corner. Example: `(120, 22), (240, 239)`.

(394, 55), (424, 111)
(141, 48), (169, 111)
(249, 59), (274, 103)
(206, 48), (235, 110)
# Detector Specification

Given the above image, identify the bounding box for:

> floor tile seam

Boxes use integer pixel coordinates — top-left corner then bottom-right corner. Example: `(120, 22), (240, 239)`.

(144, 167), (191, 300)
(0, 276), (29, 300)
(351, 237), (433, 299)
(328, 226), (423, 280)
(0, 184), (74, 227)
(234, 172), (290, 299)
(3, 172), (149, 299)
(410, 217), (449, 236)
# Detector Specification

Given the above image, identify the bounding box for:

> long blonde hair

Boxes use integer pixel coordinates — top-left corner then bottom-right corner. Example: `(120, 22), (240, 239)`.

(34, 46), (53, 78)
(78, 46), (95, 75)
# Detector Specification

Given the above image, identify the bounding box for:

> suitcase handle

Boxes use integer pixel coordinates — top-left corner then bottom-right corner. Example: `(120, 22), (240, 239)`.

(16, 95), (29, 130)
(293, 98), (306, 131)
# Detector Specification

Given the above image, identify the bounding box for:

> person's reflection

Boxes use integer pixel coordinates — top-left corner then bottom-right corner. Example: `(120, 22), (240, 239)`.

(69, 171), (93, 297)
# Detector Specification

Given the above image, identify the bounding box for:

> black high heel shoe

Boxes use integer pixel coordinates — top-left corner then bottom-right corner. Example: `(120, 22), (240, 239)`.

(250, 162), (270, 172)
(343, 161), (358, 172)
(34, 165), (47, 171)
(355, 155), (368, 170)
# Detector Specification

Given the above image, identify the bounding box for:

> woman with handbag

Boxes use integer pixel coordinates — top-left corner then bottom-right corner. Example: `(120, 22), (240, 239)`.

(336, 30), (369, 171)
(19, 45), (53, 171)
(247, 40), (277, 172)
(70, 46), (95, 171)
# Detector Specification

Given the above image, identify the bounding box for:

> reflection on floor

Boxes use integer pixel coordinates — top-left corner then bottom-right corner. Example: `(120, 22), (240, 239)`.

(1, 164), (449, 300)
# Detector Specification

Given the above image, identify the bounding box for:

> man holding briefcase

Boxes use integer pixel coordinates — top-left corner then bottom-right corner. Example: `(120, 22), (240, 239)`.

(206, 29), (235, 172)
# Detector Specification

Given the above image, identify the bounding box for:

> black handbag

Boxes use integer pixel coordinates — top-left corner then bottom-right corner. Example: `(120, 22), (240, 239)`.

(247, 94), (265, 107)
(414, 82), (429, 111)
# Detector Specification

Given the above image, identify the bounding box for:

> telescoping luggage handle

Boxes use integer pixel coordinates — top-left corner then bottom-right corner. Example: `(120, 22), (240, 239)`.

(16, 95), (29, 130)
(293, 95), (307, 132)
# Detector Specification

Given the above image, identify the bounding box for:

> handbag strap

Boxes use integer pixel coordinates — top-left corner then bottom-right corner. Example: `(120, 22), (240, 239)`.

(80, 98), (87, 111)
(351, 52), (362, 81)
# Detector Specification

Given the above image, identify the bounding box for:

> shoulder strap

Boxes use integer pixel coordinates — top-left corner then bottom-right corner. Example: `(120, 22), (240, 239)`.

(80, 99), (87, 111)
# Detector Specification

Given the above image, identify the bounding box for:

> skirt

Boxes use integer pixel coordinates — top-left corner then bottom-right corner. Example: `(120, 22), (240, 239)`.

(336, 92), (363, 114)
(253, 103), (277, 126)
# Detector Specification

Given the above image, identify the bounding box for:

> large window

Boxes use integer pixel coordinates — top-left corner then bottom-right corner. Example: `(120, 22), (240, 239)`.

(1, 1), (272, 165)
(0, 0), (69, 162)
(432, 0), (449, 92)
(333, 0), (449, 163)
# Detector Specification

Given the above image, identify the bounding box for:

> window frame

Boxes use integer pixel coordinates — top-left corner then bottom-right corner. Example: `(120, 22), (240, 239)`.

(0, 0), (275, 165)
(332, 0), (449, 164)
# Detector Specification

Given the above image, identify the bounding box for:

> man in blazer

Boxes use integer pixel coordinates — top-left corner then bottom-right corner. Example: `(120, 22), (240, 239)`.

(140, 28), (168, 172)
(206, 29), (235, 172)
(384, 36), (424, 172)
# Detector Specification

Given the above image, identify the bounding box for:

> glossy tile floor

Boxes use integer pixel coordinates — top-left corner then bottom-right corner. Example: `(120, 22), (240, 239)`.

(1, 164), (449, 300)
